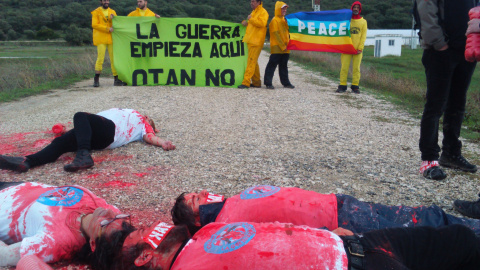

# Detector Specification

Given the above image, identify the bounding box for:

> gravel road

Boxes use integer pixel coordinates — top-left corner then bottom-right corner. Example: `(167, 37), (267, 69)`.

(0, 50), (479, 269)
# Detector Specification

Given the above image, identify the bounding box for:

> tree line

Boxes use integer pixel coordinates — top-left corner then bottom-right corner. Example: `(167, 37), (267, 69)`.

(0, 0), (414, 44)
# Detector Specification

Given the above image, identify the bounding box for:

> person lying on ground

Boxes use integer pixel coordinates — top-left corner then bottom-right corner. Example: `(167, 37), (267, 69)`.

(171, 185), (480, 235)
(0, 108), (175, 173)
(115, 221), (480, 270)
(0, 181), (135, 269)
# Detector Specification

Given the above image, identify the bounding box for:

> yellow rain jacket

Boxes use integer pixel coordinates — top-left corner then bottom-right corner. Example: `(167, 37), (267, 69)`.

(128, 8), (156, 17)
(269, 1), (290, 54)
(243, 3), (269, 46)
(350, 18), (367, 51)
(91, 7), (117, 46)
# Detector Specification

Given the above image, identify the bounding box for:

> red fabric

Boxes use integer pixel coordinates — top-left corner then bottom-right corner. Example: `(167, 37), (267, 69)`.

(16, 255), (53, 270)
(171, 222), (348, 270)
(216, 187), (339, 230)
(351, 1), (362, 19)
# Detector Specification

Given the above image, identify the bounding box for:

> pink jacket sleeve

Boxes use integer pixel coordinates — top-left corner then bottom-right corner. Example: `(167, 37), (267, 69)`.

(16, 255), (53, 270)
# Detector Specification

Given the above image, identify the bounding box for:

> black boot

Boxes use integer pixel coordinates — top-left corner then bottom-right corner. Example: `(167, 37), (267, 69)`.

(64, 149), (94, 172)
(336, 85), (347, 93)
(439, 154), (478, 172)
(0, 155), (30, 173)
(114, 75), (127, 86)
(454, 195), (480, 219)
(94, 74), (100, 87)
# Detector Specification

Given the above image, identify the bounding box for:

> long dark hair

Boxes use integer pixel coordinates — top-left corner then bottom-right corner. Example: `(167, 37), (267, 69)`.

(77, 221), (136, 270)
(170, 193), (201, 235)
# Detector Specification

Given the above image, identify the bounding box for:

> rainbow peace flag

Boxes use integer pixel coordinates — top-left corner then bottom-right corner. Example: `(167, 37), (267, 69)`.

(286, 9), (357, 54)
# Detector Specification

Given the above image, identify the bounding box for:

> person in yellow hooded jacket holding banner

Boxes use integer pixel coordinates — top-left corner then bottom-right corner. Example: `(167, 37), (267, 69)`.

(238, 0), (269, 89)
(263, 1), (295, 89)
(91, 0), (126, 87)
(336, 1), (367, 94)
(128, 0), (160, 18)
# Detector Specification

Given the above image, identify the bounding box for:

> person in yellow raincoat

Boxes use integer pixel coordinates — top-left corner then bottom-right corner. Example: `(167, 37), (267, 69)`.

(336, 1), (367, 94)
(238, 0), (269, 89)
(128, 0), (160, 17)
(91, 0), (126, 87)
(263, 1), (294, 89)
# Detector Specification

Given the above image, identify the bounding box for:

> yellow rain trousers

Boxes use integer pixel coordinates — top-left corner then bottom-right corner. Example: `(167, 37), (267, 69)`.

(339, 17), (367, 87)
(95, 44), (117, 75)
(241, 3), (269, 87)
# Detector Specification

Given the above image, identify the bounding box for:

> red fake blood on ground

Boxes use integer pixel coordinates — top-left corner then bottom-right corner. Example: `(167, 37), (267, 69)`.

(32, 139), (51, 148)
(412, 214), (418, 224)
(93, 154), (133, 164)
(86, 173), (100, 179)
(133, 172), (148, 177)
(103, 181), (135, 188)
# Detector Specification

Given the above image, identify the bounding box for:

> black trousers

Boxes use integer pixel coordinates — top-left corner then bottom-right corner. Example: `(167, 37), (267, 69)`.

(346, 225), (480, 270)
(263, 53), (291, 86)
(26, 112), (115, 167)
(419, 48), (477, 160)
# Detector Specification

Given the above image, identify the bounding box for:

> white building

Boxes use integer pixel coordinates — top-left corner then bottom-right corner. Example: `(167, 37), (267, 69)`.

(365, 29), (420, 47)
(374, 34), (403, 57)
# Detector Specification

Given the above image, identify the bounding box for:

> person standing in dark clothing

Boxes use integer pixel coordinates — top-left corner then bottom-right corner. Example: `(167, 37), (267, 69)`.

(416, 0), (478, 180)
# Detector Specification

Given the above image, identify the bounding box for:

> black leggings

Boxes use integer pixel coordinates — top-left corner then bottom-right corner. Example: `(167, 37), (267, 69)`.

(26, 112), (115, 167)
(355, 225), (480, 270)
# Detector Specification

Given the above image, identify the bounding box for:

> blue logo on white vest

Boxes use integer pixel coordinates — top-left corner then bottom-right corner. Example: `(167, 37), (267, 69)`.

(37, 187), (84, 207)
(204, 222), (256, 254)
(240, 185), (280, 199)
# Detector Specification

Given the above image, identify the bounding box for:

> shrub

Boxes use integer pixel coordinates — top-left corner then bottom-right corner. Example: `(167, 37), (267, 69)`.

(35, 26), (58, 41)
(64, 25), (91, 46)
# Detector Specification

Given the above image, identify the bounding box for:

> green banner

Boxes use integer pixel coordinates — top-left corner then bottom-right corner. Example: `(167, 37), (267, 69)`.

(112, 17), (247, 87)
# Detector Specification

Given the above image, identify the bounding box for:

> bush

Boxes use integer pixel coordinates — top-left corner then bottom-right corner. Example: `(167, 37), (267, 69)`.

(24, 29), (35, 39)
(7, 29), (17, 40)
(35, 26), (58, 41)
(64, 25), (91, 46)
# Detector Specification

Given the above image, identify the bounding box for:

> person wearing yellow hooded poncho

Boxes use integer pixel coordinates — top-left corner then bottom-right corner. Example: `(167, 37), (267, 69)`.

(238, 0), (269, 88)
(263, 1), (295, 89)
(91, 0), (126, 87)
(128, 0), (161, 18)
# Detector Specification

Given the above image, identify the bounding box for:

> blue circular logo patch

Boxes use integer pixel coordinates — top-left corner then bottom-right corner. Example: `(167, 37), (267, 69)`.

(37, 187), (84, 207)
(204, 222), (256, 254)
(240, 185), (280, 200)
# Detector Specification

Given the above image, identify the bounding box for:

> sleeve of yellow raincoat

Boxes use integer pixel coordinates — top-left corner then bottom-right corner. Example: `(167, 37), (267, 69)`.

(271, 20), (287, 51)
(357, 19), (367, 51)
(91, 10), (109, 33)
(248, 9), (269, 28)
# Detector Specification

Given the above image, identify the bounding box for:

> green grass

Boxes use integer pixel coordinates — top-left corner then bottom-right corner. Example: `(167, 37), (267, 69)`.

(0, 45), (112, 102)
(289, 46), (480, 141)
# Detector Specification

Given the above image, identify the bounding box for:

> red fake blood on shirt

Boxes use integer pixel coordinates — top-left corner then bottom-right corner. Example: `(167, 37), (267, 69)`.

(412, 214), (418, 224)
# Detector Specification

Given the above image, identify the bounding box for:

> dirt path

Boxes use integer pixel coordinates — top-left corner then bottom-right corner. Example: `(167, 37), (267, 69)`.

(0, 50), (479, 269)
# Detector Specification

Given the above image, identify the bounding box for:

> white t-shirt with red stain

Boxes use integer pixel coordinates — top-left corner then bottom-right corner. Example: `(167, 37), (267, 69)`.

(0, 182), (120, 264)
(171, 222), (348, 270)
(97, 108), (154, 149)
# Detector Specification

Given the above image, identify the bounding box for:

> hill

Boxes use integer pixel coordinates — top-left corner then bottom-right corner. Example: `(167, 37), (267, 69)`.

(0, 0), (414, 42)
